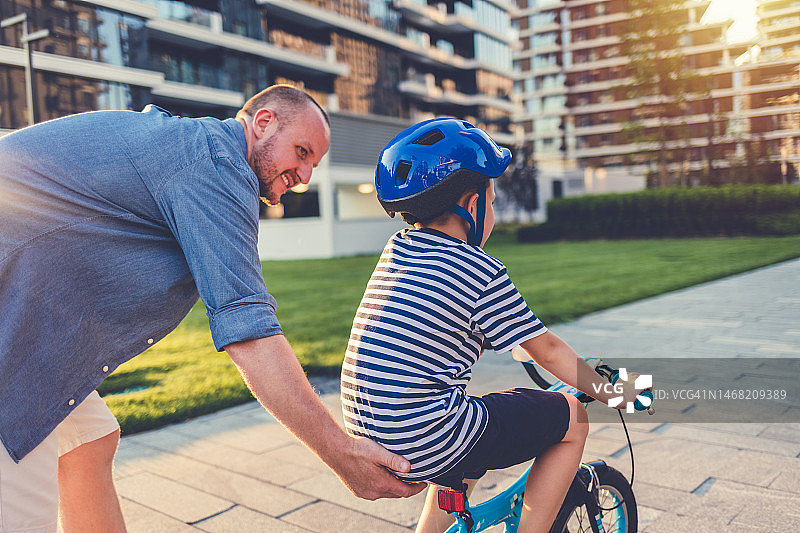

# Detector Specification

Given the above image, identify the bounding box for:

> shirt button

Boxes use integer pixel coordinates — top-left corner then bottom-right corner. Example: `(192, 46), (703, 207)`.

(68, 399), (75, 406)
(102, 365), (109, 373)
(147, 338), (154, 344)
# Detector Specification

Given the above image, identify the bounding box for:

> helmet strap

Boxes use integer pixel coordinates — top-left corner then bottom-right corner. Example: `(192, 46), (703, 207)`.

(448, 184), (487, 246)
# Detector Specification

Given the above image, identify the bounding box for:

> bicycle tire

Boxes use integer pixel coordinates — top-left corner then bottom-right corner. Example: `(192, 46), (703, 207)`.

(550, 465), (637, 533)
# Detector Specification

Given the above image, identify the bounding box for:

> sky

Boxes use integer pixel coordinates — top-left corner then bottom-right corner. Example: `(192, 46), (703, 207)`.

(702, 0), (759, 42)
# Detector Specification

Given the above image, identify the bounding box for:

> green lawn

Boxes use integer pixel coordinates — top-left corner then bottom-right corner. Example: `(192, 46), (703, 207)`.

(101, 234), (800, 433)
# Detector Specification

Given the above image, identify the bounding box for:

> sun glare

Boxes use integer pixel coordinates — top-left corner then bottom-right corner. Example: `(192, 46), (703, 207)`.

(702, 0), (758, 42)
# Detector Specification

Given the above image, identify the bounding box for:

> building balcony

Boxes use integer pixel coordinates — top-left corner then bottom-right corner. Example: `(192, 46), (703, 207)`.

(0, 43), (245, 108)
(760, 33), (800, 50)
(564, 56), (627, 74)
(757, 3), (800, 20)
(518, 22), (560, 38)
(145, 18), (348, 77)
(514, 44), (562, 59)
(258, 0), (515, 78)
(761, 16), (800, 35)
(150, 80), (244, 107)
(515, 63), (564, 77)
(564, 12), (628, 31)
(517, 86), (568, 99)
(85, 0), (158, 18)
(517, 2), (566, 17)
(393, 0), (518, 45)
(397, 78), (520, 113)
(567, 36), (620, 52)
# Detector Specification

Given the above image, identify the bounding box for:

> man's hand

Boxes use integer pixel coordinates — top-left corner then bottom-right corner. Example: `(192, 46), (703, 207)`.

(331, 436), (426, 500)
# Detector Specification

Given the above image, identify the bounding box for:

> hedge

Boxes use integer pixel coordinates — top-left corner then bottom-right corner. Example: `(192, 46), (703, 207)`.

(518, 185), (800, 242)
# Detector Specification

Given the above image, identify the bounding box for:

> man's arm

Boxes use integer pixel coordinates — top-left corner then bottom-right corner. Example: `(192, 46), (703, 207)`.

(225, 335), (426, 500)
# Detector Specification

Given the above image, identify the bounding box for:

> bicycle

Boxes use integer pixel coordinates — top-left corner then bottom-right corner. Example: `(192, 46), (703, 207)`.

(436, 354), (654, 533)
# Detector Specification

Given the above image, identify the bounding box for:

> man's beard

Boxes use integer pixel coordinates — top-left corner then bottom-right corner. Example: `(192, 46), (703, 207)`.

(253, 136), (283, 206)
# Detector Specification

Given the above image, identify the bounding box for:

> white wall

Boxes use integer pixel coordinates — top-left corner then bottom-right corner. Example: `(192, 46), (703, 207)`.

(333, 217), (407, 257)
(257, 217), (334, 260)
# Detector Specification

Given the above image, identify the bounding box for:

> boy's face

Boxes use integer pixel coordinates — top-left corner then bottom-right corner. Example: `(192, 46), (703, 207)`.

(480, 180), (496, 247)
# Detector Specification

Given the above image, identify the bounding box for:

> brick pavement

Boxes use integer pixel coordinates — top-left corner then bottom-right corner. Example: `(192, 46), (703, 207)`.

(113, 259), (800, 532)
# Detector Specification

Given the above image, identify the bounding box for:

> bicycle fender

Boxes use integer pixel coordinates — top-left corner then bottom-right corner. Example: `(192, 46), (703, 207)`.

(569, 461), (608, 533)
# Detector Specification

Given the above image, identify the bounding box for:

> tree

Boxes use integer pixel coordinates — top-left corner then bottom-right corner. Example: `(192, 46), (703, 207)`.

(618, 0), (708, 188)
(495, 149), (539, 222)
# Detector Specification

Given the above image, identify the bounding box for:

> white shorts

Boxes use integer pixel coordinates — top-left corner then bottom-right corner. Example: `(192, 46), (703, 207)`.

(0, 391), (120, 533)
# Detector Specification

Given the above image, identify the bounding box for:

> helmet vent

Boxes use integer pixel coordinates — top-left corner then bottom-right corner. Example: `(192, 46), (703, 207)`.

(395, 161), (412, 186)
(413, 130), (445, 146)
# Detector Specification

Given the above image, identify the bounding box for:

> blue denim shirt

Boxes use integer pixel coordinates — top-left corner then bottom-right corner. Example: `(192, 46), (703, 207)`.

(0, 106), (282, 462)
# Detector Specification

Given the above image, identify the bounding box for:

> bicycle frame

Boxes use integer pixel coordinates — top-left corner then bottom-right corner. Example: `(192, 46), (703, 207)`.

(440, 355), (628, 533)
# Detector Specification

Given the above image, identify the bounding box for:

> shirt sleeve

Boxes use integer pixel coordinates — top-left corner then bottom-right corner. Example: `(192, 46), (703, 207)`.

(156, 154), (282, 351)
(472, 268), (547, 353)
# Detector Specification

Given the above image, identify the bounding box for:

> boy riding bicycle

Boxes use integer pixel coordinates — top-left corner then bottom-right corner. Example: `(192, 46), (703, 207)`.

(340, 119), (642, 533)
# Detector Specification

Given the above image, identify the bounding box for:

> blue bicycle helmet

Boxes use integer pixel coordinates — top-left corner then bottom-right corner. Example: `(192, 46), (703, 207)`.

(376, 118), (512, 245)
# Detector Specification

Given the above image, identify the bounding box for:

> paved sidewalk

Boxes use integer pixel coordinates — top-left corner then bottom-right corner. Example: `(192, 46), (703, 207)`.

(114, 259), (800, 532)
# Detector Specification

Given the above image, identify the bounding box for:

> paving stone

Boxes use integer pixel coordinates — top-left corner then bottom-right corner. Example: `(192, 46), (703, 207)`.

(638, 506), (665, 530)
(123, 426), (207, 454)
(628, 481), (697, 512)
(759, 423), (800, 442)
(288, 472), (427, 527)
(170, 441), (321, 486)
(133, 451), (316, 517)
(114, 441), (162, 480)
(172, 420), (297, 454)
(660, 424), (800, 456)
(703, 479), (800, 521)
(120, 498), (200, 532)
(282, 501), (412, 533)
(716, 449), (794, 488)
(642, 512), (768, 532)
(194, 506), (310, 533)
(115, 472), (232, 524)
(731, 506), (800, 531)
(613, 439), (739, 491)
(259, 443), (330, 473)
(769, 470), (800, 494)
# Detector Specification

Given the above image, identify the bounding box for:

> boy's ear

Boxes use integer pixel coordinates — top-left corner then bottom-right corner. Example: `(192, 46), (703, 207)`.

(462, 191), (480, 217)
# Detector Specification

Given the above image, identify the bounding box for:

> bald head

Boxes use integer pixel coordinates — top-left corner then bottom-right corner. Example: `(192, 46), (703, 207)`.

(237, 85), (329, 130)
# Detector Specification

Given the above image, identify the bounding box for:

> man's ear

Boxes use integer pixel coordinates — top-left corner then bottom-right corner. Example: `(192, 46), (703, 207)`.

(252, 108), (276, 140)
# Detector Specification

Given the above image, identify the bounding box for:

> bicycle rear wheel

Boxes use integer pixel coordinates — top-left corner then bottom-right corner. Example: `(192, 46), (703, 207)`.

(550, 465), (637, 533)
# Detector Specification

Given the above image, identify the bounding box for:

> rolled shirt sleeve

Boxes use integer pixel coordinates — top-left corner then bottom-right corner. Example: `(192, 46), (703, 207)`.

(157, 153), (282, 350)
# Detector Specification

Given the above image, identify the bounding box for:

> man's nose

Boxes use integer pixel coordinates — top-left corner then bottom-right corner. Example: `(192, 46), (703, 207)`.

(298, 161), (313, 184)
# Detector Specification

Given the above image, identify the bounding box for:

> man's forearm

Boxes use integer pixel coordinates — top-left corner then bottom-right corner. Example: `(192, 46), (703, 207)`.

(224, 334), (425, 500)
(225, 335), (348, 465)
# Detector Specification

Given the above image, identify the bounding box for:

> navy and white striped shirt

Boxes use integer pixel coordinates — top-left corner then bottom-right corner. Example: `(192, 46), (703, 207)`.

(341, 228), (547, 481)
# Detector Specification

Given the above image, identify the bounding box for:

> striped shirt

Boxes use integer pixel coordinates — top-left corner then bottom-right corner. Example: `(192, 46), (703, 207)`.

(341, 228), (547, 481)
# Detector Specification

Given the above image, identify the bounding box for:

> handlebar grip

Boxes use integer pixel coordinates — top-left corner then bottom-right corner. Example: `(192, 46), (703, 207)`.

(610, 371), (654, 412)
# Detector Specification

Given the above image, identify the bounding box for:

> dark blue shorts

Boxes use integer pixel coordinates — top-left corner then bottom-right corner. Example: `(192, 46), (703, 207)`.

(428, 388), (570, 490)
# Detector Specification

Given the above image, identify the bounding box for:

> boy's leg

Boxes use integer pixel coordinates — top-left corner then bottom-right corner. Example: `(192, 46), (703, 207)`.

(518, 393), (588, 533)
(56, 391), (125, 533)
(415, 479), (478, 533)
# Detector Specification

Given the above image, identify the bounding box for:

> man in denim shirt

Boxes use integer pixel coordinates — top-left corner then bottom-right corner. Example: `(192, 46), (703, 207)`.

(0, 85), (423, 532)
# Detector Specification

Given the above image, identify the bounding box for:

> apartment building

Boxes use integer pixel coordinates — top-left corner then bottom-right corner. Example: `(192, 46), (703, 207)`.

(0, 0), (520, 258)
(745, 0), (800, 179)
(513, 0), (755, 220)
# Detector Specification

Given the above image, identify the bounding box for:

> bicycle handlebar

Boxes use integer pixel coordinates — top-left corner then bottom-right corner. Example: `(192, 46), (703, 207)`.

(518, 354), (654, 415)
